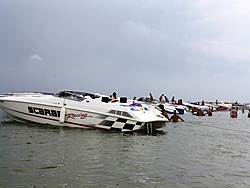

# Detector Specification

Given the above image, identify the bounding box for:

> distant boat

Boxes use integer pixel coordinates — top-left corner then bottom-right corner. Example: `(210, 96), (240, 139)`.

(232, 102), (246, 111)
(245, 103), (250, 110)
(205, 101), (230, 111)
(183, 101), (210, 111)
(240, 103), (250, 110)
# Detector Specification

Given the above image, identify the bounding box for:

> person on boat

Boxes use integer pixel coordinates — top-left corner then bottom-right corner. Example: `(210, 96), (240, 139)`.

(159, 94), (164, 103)
(149, 93), (153, 101)
(215, 100), (219, 105)
(177, 99), (183, 105)
(207, 108), (213, 116)
(201, 100), (205, 105)
(230, 107), (238, 118)
(164, 96), (170, 103)
(234, 101), (238, 105)
(171, 96), (176, 104)
(248, 110), (250, 118)
(170, 110), (184, 122)
(111, 92), (118, 103)
(112, 92), (117, 99)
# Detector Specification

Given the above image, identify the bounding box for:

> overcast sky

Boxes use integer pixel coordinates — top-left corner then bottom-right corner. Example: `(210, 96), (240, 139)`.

(1, 0), (250, 103)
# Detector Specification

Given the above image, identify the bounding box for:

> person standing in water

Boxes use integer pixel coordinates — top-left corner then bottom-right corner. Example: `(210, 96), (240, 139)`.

(207, 108), (213, 116)
(170, 110), (184, 122)
(230, 107), (238, 118)
(158, 104), (170, 121)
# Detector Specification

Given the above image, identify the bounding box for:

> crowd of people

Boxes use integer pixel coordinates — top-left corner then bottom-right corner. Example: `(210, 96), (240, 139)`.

(111, 91), (250, 122)
(230, 107), (250, 118)
(152, 93), (250, 121)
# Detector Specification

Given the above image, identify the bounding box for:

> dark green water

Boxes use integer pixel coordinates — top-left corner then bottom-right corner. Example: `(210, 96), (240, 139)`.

(1, 109), (250, 188)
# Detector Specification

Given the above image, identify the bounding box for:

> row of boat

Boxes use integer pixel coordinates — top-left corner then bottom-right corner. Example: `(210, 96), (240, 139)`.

(0, 90), (240, 132)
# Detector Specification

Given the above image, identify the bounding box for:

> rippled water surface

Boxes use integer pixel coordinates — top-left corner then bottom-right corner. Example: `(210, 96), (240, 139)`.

(1, 109), (250, 188)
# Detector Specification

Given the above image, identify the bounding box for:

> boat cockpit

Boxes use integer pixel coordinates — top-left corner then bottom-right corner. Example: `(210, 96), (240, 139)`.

(137, 97), (159, 104)
(55, 90), (101, 101)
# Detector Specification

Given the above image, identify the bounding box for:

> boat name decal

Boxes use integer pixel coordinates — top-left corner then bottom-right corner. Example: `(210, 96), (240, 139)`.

(28, 106), (60, 117)
(65, 113), (92, 120)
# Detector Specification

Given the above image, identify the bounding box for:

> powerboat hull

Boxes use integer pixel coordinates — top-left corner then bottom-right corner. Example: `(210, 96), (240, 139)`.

(0, 91), (167, 132)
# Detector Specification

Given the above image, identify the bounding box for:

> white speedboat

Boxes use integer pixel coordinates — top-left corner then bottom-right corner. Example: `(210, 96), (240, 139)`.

(136, 97), (177, 114)
(0, 90), (167, 132)
(183, 102), (210, 111)
(205, 101), (230, 111)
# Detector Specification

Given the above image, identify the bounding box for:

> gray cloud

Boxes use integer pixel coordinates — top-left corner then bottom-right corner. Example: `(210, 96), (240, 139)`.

(0, 0), (249, 102)
(30, 54), (43, 61)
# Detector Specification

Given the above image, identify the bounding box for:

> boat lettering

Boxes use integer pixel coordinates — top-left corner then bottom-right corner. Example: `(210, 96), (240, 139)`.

(28, 106), (60, 117)
(65, 113), (92, 120)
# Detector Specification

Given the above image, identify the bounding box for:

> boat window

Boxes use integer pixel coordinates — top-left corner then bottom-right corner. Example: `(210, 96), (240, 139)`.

(108, 110), (116, 114)
(122, 111), (133, 118)
(108, 110), (133, 118)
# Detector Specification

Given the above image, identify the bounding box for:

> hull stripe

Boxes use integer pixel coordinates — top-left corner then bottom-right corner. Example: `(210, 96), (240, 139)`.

(1, 106), (109, 130)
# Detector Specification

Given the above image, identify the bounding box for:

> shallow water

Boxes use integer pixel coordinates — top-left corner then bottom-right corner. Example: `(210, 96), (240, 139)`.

(1, 109), (250, 187)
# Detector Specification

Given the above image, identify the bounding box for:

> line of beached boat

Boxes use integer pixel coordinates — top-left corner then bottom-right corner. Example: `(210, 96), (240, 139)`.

(0, 90), (245, 132)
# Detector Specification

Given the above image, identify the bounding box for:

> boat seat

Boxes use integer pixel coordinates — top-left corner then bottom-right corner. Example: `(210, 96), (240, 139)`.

(102, 97), (109, 103)
(120, 97), (127, 103)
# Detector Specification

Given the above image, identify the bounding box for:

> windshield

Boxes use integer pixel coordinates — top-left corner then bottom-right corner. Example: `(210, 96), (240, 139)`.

(137, 97), (159, 104)
(55, 90), (101, 101)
